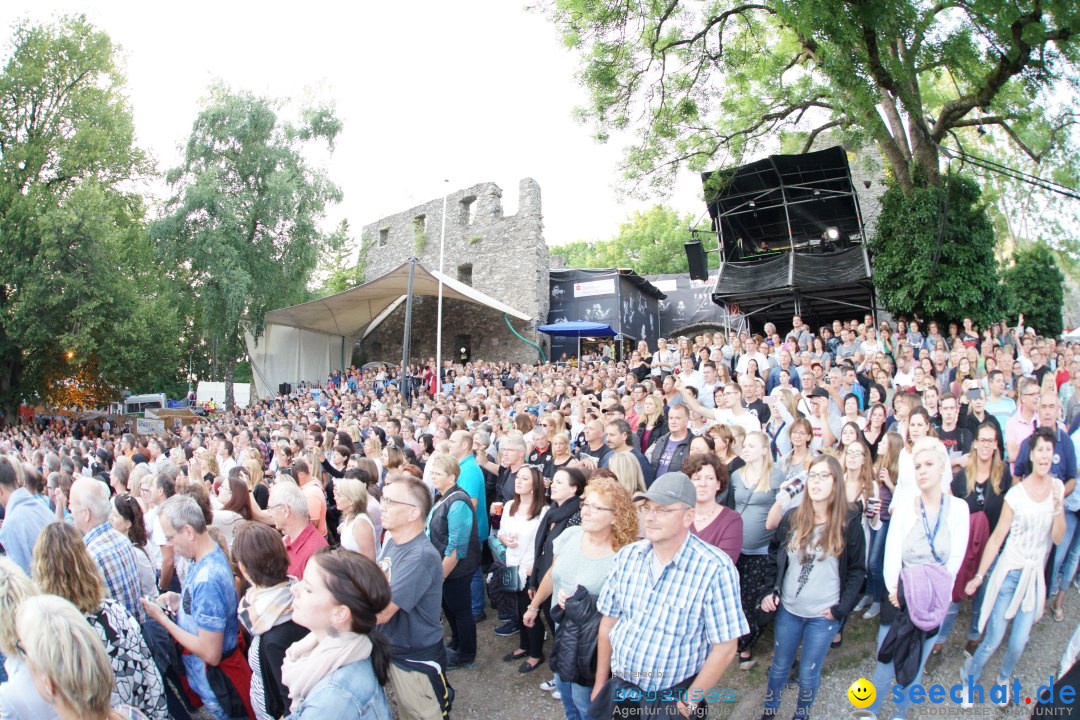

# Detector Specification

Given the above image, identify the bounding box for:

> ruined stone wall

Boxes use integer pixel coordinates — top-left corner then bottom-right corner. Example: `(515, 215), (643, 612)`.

(360, 179), (549, 365)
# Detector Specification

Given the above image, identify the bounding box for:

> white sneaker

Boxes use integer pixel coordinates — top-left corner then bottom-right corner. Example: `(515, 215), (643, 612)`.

(539, 679), (557, 692)
(552, 689), (562, 700)
(863, 602), (881, 619)
(853, 595), (872, 612)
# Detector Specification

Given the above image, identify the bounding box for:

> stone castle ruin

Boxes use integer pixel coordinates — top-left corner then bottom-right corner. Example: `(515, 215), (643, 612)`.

(360, 178), (550, 365)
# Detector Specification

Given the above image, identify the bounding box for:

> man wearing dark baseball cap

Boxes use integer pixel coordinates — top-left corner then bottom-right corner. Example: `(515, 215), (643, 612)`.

(592, 472), (748, 717)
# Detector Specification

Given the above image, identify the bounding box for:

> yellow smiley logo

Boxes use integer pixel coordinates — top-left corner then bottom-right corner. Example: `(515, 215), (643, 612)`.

(847, 678), (876, 708)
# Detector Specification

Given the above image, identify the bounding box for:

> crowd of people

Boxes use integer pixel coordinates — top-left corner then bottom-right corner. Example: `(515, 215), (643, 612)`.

(0, 311), (1078, 720)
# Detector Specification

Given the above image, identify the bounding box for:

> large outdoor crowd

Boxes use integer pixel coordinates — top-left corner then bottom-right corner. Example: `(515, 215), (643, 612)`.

(1, 312), (1079, 720)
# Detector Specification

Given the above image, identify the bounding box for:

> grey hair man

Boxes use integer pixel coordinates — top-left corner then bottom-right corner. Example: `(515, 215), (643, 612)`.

(69, 476), (143, 620)
(141, 494), (241, 720)
(269, 479), (328, 579)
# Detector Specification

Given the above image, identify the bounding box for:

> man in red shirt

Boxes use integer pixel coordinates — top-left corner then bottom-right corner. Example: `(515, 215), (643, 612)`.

(269, 480), (327, 578)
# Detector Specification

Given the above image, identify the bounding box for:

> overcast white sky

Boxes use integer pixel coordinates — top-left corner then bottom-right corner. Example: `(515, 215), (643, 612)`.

(1, 0), (706, 247)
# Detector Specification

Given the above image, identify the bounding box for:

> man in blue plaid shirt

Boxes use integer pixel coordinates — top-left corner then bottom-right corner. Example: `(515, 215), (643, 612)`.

(594, 472), (747, 718)
(70, 477), (144, 621)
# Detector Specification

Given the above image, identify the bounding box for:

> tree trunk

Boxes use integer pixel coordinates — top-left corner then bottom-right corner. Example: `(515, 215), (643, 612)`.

(225, 358), (235, 413)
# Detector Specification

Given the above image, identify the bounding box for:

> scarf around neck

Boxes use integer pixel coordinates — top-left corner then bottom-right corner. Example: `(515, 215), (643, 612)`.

(238, 580), (295, 636)
(282, 631), (372, 712)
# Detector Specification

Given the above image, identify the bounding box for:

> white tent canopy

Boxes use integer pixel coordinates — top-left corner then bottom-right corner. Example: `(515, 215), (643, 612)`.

(246, 261), (531, 399)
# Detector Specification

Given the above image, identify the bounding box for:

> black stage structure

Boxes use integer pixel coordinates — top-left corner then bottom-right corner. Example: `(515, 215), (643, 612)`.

(703, 146), (875, 330)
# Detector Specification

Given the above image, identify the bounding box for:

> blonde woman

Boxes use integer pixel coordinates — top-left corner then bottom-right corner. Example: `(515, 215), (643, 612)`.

(128, 464), (152, 510)
(334, 477), (377, 561)
(32, 524), (168, 720)
(634, 396), (667, 452)
(730, 431), (786, 669)
(364, 435), (384, 478)
(15, 594), (141, 720)
(242, 455), (269, 510)
(0, 557), (53, 720)
(607, 451), (646, 496)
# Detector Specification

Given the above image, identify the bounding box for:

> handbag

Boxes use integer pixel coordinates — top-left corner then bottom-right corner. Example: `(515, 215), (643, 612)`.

(498, 564), (523, 592)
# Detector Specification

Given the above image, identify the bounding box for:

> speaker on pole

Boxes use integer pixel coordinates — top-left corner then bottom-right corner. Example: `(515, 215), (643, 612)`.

(685, 241), (709, 281)
(278, 383), (292, 396)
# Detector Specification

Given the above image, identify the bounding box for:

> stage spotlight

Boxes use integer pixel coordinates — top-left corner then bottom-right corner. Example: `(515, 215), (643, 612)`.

(823, 227), (840, 241)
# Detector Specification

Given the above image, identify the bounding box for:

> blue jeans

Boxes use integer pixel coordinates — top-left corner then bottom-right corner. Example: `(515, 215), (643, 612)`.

(1049, 511), (1080, 596)
(964, 568), (1036, 685)
(763, 606), (839, 717)
(869, 622), (938, 718)
(471, 568), (485, 616)
(938, 553), (998, 646)
(555, 672), (592, 720)
(866, 521), (889, 600)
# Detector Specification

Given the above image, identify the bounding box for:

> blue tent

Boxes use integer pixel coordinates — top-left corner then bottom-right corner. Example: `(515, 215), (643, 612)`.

(537, 321), (618, 337)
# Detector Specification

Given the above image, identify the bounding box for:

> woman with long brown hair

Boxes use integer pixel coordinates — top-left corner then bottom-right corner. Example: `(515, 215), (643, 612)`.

(759, 455), (865, 719)
(109, 493), (157, 599)
(935, 421), (1014, 652)
(498, 465), (549, 672)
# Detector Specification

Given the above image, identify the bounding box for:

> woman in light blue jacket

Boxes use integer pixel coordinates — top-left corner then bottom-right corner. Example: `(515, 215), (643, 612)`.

(283, 549), (392, 720)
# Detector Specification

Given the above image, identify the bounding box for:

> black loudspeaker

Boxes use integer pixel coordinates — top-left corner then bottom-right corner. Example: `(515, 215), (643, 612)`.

(279, 383), (292, 396)
(685, 241), (709, 281)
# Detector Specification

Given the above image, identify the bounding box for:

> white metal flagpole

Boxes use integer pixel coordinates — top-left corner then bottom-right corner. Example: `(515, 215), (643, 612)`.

(435, 179), (449, 393)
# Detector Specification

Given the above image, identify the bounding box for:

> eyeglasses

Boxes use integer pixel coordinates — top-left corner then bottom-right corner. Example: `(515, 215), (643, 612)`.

(637, 504), (685, 518)
(806, 471), (834, 482)
(380, 496), (417, 509)
(581, 500), (613, 513)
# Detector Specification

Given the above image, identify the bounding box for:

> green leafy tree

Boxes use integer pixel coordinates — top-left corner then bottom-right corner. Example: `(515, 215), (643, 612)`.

(870, 174), (1003, 325)
(313, 221), (366, 297)
(546, 1), (1080, 321)
(551, 205), (711, 274)
(151, 87), (343, 409)
(0, 16), (181, 419)
(1003, 241), (1065, 337)
(547, 0), (1080, 196)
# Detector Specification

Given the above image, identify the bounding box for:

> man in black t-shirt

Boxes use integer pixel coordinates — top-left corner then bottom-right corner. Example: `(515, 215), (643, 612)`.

(936, 392), (972, 472)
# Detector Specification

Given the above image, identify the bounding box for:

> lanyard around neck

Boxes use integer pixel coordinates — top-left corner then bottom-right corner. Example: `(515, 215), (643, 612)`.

(919, 497), (944, 564)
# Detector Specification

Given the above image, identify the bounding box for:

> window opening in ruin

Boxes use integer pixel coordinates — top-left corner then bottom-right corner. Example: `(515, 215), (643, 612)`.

(378, 228), (389, 247)
(460, 196), (476, 226)
(457, 263), (473, 286)
(414, 214), (427, 234)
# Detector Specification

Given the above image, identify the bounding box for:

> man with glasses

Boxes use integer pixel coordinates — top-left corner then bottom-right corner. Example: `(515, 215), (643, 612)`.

(1006, 379), (1041, 461)
(268, 479), (326, 579)
(1011, 392), (1079, 613)
(375, 473), (456, 713)
(592, 472), (746, 717)
(142, 494), (246, 720)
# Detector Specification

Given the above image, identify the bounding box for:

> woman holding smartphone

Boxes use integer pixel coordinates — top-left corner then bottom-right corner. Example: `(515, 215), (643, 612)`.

(759, 455), (866, 719)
